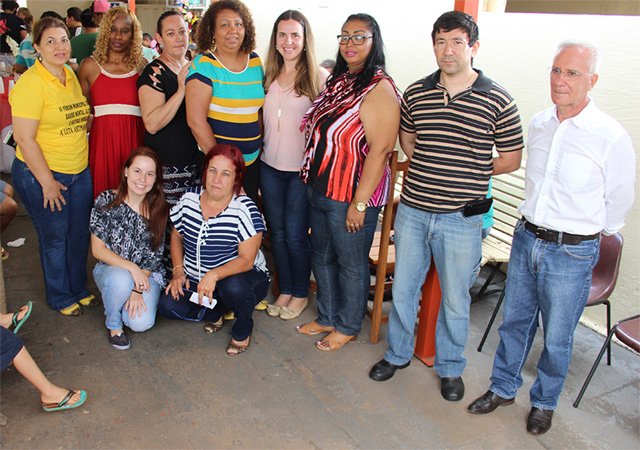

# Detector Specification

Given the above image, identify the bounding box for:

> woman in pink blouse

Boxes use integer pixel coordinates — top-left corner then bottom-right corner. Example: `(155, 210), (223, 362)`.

(260, 10), (328, 321)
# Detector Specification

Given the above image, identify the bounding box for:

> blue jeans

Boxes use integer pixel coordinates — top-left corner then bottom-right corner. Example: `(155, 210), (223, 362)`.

(385, 203), (483, 377)
(11, 159), (93, 311)
(260, 162), (310, 298)
(157, 269), (270, 341)
(308, 187), (380, 336)
(93, 264), (160, 332)
(489, 220), (600, 410)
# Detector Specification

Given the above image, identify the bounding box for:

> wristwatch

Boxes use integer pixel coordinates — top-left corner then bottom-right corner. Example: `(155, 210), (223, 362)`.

(352, 199), (367, 212)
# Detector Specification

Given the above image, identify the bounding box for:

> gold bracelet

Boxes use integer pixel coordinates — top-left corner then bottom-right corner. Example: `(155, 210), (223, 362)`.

(172, 264), (184, 272)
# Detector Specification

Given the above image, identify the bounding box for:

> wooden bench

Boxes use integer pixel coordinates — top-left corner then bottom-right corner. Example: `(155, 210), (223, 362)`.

(475, 167), (526, 300)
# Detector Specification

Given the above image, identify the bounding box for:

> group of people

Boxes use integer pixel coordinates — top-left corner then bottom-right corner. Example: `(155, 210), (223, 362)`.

(2, 0), (635, 436)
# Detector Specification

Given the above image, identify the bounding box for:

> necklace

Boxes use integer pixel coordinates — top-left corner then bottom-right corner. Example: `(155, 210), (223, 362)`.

(276, 81), (293, 132)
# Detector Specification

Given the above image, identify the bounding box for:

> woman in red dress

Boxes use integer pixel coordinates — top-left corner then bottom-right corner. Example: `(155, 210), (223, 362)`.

(78, 7), (147, 198)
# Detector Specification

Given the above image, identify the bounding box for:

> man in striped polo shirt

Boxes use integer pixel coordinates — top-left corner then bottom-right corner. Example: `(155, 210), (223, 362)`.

(369, 11), (524, 402)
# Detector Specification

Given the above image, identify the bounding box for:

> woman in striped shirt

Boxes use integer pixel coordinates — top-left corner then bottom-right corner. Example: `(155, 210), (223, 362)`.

(158, 144), (270, 355)
(185, 0), (264, 203)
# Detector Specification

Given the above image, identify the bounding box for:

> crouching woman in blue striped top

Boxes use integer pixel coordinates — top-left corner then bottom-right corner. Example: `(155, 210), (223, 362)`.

(158, 144), (270, 355)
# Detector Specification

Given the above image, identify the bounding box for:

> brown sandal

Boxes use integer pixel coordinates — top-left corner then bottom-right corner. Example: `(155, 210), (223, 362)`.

(226, 335), (250, 355)
(296, 320), (335, 336)
(204, 319), (223, 334)
(316, 331), (357, 351)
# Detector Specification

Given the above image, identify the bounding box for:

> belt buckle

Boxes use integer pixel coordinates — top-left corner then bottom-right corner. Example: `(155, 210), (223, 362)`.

(535, 227), (548, 240)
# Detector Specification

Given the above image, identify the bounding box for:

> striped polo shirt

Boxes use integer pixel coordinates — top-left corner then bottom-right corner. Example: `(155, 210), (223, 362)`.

(187, 51), (265, 164)
(400, 69), (524, 213)
(170, 187), (267, 283)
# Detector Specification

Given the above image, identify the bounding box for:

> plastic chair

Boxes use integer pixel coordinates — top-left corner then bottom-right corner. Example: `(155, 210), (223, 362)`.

(477, 233), (624, 354)
(573, 314), (640, 408)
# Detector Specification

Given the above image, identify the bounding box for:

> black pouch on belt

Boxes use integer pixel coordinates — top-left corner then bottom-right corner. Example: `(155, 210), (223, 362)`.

(463, 197), (493, 217)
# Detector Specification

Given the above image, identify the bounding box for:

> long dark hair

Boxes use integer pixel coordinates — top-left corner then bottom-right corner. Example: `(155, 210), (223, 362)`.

(106, 147), (168, 250)
(328, 13), (385, 92)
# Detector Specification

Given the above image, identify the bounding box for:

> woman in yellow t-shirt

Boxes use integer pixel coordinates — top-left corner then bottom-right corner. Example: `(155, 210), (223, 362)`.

(10, 17), (95, 316)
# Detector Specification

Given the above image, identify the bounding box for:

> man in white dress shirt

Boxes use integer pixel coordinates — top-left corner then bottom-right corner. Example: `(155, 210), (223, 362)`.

(466, 40), (635, 435)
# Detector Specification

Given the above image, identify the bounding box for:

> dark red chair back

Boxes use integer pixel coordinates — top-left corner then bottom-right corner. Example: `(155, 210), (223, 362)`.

(587, 233), (623, 305)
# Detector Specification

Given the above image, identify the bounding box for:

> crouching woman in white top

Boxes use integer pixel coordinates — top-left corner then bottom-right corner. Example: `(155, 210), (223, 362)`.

(158, 144), (270, 355)
(90, 147), (169, 350)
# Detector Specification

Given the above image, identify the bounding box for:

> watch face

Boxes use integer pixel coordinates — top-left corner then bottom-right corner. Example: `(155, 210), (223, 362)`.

(356, 203), (366, 212)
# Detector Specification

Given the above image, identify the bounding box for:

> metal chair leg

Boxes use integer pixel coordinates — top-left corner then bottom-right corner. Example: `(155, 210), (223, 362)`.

(477, 288), (506, 352)
(605, 301), (611, 365)
(573, 325), (617, 408)
(476, 262), (503, 300)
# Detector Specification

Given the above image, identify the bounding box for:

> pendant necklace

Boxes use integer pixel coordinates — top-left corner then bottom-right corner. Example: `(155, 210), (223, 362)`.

(277, 81), (293, 132)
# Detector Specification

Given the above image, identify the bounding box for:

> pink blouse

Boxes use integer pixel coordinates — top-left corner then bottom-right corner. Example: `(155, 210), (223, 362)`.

(261, 80), (312, 172)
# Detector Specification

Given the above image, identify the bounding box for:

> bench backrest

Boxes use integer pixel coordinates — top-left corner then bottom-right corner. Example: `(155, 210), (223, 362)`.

(489, 167), (526, 246)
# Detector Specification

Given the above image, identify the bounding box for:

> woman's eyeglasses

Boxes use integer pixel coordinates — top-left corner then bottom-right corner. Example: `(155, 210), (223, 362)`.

(337, 35), (372, 46)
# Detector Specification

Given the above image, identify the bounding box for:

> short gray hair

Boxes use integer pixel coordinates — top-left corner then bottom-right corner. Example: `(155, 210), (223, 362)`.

(555, 39), (601, 73)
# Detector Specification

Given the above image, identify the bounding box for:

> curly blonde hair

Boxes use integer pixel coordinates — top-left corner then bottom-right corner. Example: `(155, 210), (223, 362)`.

(93, 7), (145, 72)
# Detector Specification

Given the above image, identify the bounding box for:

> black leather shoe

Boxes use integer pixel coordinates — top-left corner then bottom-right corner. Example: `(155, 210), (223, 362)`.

(526, 407), (553, 435)
(441, 377), (464, 401)
(467, 390), (515, 414)
(369, 359), (410, 382)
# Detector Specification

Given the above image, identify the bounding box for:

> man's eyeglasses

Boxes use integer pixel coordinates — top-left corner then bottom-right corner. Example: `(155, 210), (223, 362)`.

(550, 67), (594, 80)
(337, 35), (372, 46)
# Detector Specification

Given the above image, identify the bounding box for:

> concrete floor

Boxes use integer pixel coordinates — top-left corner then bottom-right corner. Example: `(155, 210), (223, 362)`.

(1, 183), (638, 449)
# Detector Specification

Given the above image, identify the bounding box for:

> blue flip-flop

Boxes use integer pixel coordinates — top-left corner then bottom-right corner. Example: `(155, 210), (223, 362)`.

(12, 301), (32, 334)
(42, 390), (87, 412)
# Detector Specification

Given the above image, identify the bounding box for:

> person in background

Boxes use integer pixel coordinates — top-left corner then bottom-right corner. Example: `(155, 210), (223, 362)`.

(78, 6), (146, 198)
(260, 10), (329, 321)
(141, 32), (159, 61)
(138, 10), (202, 207)
(185, 0), (264, 203)
(0, 1), (28, 66)
(91, 147), (168, 350)
(467, 40), (635, 436)
(319, 59), (335, 74)
(1, 180), (17, 260)
(90, 0), (110, 27)
(187, 19), (198, 58)
(158, 144), (270, 355)
(10, 17), (94, 316)
(70, 8), (98, 69)
(142, 32), (153, 48)
(66, 7), (82, 37)
(296, 13), (401, 351)
(368, 12), (523, 403)
(14, 10), (63, 74)
(1, 304), (87, 420)
(16, 6), (32, 32)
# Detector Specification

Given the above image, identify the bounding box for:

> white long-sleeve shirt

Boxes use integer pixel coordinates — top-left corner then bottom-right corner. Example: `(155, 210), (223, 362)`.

(519, 99), (635, 236)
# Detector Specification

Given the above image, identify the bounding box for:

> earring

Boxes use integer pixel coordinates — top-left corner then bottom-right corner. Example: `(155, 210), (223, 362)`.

(159, 43), (164, 49)
(210, 38), (217, 53)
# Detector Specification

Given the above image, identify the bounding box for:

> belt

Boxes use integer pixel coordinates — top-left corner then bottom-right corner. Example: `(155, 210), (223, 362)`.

(523, 219), (599, 245)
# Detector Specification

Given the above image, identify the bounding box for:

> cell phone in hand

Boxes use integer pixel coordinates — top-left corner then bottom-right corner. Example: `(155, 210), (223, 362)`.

(186, 289), (217, 309)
